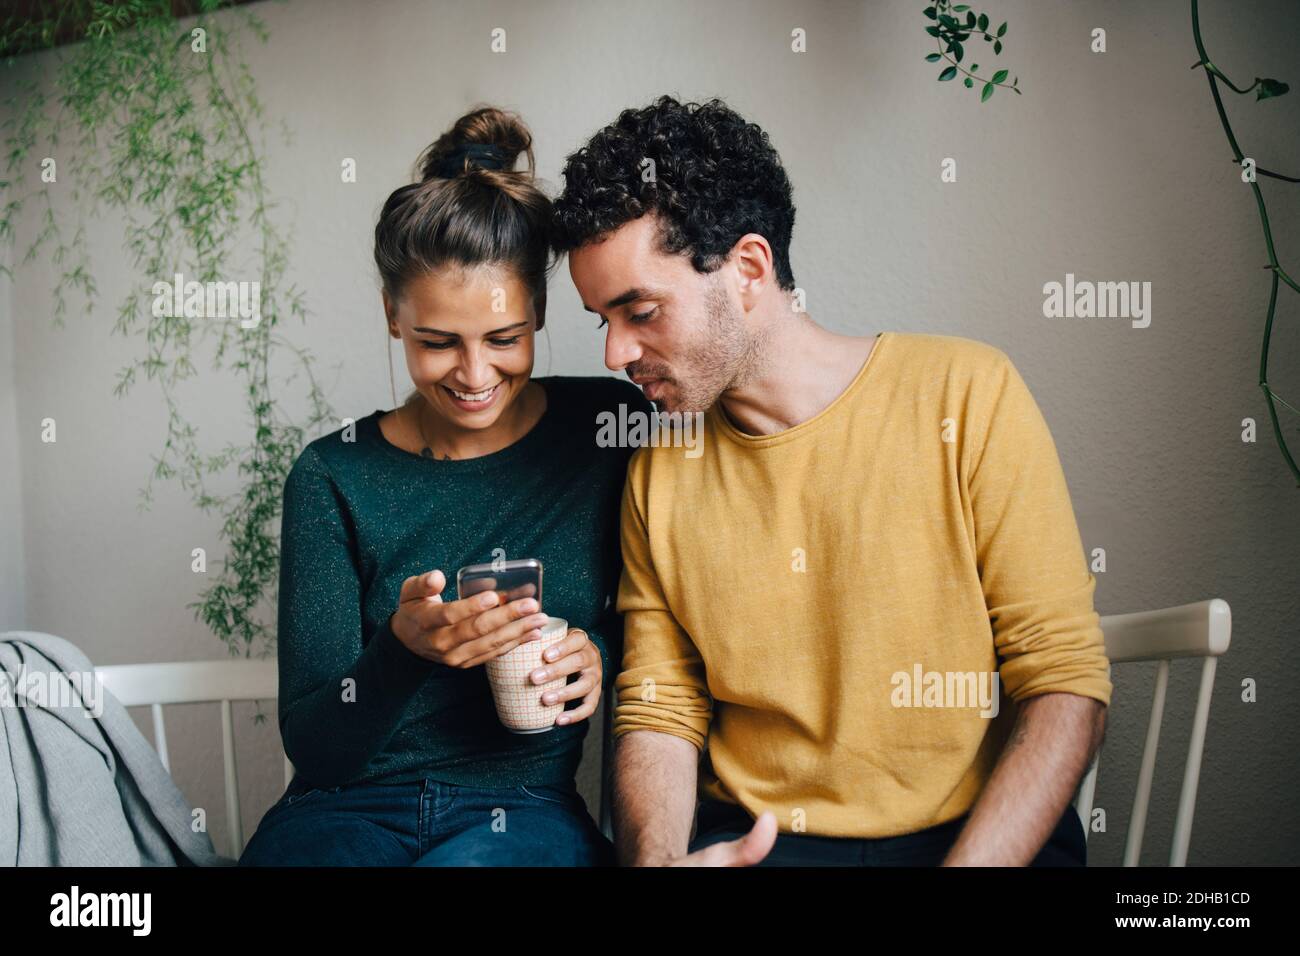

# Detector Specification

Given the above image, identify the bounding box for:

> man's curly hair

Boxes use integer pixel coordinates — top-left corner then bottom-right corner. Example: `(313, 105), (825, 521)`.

(550, 95), (797, 291)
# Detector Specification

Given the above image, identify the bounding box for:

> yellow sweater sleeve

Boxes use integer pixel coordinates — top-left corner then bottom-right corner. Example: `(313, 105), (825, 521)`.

(966, 352), (1112, 706)
(610, 449), (713, 749)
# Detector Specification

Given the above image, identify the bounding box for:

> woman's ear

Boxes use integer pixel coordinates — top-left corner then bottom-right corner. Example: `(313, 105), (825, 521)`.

(382, 290), (400, 337)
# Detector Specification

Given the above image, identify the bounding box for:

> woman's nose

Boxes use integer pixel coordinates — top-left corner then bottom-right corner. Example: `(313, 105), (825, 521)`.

(458, 348), (491, 387)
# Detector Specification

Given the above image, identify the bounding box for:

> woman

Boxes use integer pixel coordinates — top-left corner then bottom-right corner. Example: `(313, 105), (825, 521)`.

(239, 106), (651, 866)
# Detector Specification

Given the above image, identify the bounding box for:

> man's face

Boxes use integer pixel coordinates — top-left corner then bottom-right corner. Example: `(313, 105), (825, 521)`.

(568, 214), (749, 415)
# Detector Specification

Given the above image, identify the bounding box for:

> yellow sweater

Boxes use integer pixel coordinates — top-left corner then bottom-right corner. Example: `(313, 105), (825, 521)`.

(612, 331), (1112, 838)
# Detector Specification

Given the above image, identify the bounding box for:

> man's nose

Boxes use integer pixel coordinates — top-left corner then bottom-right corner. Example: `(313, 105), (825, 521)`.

(604, 324), (641, 372)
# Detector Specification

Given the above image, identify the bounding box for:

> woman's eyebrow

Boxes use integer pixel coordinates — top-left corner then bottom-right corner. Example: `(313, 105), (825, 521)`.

(412, 320), (530, 336)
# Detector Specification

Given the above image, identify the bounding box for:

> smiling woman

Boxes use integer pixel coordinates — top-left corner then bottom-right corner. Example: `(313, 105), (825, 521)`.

(238, 105), (654, 868)
(382, 265), (546, 461)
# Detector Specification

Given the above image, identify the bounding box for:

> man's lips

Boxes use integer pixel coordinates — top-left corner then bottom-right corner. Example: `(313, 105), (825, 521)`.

(631, 376), (667, 400)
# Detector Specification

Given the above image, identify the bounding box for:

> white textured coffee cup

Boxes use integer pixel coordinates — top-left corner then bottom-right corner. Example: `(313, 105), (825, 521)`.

(485, 616), (569, 733)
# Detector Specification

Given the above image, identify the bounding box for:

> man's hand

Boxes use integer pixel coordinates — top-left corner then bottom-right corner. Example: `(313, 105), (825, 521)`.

(655, 811), (778, 866)
(617, 730), (775, 866)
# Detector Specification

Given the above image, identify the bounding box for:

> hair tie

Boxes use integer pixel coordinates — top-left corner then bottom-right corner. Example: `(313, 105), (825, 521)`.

(432, 143), (507, 178)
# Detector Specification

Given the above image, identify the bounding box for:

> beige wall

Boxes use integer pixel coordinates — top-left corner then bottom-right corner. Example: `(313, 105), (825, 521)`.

(1, 0), (1297, 864)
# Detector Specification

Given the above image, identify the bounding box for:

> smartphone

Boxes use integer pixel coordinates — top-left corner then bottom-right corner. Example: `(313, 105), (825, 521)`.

(456, 558), (543, 611)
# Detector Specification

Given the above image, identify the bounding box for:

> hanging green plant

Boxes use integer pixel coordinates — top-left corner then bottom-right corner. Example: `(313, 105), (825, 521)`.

(1, 0), (335, 661)
(1189, 0), (1297, 487)
(923, 1), (1019, 101)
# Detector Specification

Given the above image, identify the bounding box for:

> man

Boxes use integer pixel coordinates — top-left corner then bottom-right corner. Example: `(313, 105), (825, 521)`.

(550, 95), (1111, 866)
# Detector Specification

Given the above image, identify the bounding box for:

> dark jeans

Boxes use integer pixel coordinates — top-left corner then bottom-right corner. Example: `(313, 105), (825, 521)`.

(687, 800), (1088, 866)
(239, 774), (613, 866)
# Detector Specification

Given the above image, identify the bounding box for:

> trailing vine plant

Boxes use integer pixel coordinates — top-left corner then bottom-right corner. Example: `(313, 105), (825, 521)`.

(923, 1), (1019, 101)
(1190, 0), (1298, 487)
(0, 0), (335, 662)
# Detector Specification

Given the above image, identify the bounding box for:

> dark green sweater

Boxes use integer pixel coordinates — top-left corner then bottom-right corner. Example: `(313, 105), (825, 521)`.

(276, 376), (652, 789)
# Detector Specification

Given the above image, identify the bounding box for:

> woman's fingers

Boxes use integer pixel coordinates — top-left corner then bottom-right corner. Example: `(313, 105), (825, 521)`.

(459, 595), (538, 638)
(411, 586), (497, 634)
(399, 569), (445, 604)
(535, 628), (591, 668)
(535, 631), (600, 726)
(552, 676), (600, 725)
(543, 669), (596, 705)
(417, 589), (528, 638)
(445, 609), (549, 667)
(531, 630), (598, 682)
(458, 638), (531, 670)
(530, 648), (589, 684)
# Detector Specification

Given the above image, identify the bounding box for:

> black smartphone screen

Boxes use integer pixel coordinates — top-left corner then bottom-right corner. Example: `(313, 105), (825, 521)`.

(456, 558), (543, 610)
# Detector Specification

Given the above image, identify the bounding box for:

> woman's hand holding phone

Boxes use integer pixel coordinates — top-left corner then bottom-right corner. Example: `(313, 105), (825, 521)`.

(528, 627), (602, 725)
(389, 569), (550, 668)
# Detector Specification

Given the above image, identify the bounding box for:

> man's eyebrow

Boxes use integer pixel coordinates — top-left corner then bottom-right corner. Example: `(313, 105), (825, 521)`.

(412, 321), (530, 335)
(581, 287), (653, 314)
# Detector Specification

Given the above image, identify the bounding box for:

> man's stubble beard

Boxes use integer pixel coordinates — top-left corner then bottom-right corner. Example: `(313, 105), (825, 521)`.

(666, 277), (769, 415)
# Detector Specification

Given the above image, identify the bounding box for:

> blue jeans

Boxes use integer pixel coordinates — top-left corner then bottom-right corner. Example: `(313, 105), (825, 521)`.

(687, 799), (1088, 866)
(238, 775), (613, 866)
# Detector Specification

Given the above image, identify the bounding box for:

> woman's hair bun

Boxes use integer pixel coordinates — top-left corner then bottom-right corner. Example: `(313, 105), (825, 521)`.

(374, 104), (552, 308)
(417, 106), (535, 183)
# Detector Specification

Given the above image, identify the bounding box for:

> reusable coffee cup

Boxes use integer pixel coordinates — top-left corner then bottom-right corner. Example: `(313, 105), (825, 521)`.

(485, 616), (569, 733)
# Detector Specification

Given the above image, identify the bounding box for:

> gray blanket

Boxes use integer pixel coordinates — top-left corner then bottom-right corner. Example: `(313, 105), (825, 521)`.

(0, 630), (232, 866)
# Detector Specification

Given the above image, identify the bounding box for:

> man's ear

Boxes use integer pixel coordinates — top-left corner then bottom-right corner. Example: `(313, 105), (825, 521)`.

(732, 232), (774, 312)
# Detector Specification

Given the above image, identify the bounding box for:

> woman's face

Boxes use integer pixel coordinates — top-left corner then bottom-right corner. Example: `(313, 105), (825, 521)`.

(385, 265), (540, 433)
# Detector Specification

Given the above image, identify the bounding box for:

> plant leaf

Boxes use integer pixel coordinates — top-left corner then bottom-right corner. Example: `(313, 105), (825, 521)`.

(952, 40), (963, 62)
(964, 77), (973, 88)
(926, 24), (941, 37)
(977, 12), (988, 31)
(924, 6), (937, 19)
(1256, 77), (1290, 100)
(938, 66), (958, 81)
(994, 39), (1002, 54)
(953, 3), (970, 10)
(992, 68), (1008, 83)
(982, 81), (995, 102)
(925, 52), (942, 62)
(965, 10), (976, 27)
(997, 21), (1007, 37)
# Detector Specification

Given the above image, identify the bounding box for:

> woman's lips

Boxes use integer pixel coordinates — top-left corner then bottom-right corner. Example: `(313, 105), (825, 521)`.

(442, 382), (502, 412)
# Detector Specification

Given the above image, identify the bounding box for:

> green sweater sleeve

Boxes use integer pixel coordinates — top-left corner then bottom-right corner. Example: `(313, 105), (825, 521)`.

(276, 445), (439, 788)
